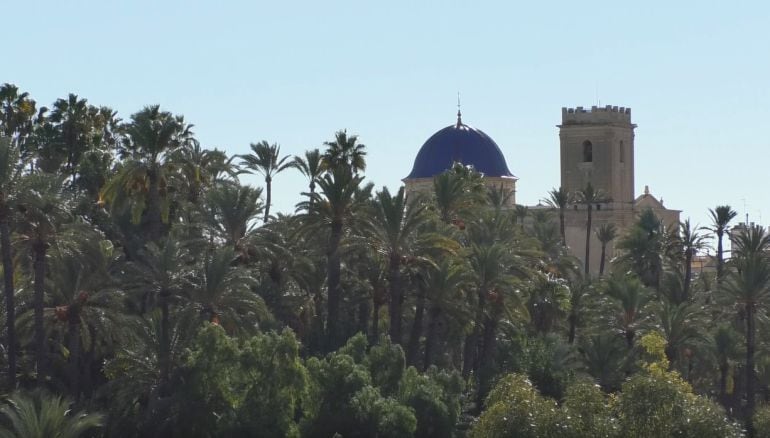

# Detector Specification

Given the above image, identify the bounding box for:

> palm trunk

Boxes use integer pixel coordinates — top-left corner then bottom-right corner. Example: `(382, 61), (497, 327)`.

(478, 309), (500, 406)
(568, 312), (577, 344)
(326, 219), (343, 350)
(68, 309), (81, 400)
(33, 240), (47, 385)
(719, 362), (729, 405)
(625, 329), (635, 349)
(388, 254), (403, 344)
(159, 289), (171, 396)
(370, 301), (380, 346)
(599, 243), (607, 276)
(263, 176), (272, 222)
(716, 230), (724, 280)
(463, 290), (485, 378)
(584, 205), (592, 275)
(683, 249), (693, 302)
(309, 181), (315, 209)
(406, 290), (425, 366)
(1, 207), (16, 388)
(423, 306), (441, 371)
(559, 208), (566, 246)
(747, 304), (756, 438)
(358, 299), (370, 338)
(147, 166), (162, 242)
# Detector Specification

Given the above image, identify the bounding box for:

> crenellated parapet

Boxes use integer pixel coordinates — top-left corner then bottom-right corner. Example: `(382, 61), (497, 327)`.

(561, 105), (633, 125)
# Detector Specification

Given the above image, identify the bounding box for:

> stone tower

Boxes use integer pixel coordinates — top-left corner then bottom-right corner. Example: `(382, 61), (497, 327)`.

(558, 105), (636, 207)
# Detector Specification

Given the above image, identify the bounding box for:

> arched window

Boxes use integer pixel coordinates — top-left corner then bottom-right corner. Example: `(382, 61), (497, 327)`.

(582, 140), (593, 162)
(619, 140), (625, 163)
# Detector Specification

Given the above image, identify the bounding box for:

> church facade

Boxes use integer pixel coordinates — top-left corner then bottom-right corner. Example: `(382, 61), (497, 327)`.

(403, 105), (680, 273)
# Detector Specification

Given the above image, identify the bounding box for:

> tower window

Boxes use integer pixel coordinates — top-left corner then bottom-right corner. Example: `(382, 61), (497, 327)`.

(619, 140), (625, 163)
(582, 140), (593, 162)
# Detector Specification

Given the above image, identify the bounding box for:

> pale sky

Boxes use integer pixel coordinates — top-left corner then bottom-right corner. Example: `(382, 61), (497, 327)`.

(5, 1), (770, 246)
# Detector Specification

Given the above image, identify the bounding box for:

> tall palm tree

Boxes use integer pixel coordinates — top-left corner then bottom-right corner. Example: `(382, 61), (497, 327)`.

(432, 163), (485, 224)
(0, 83), (38, 154)
(573, 182), (608, 275)
(604, 273), (649, 348)
(709, 205), (738, 280)
(173, 141), (237, 205)
(578, 332), (629, 391)
(0, 137), (22, 387)
(322, 130), (366, 174)
(0, 390), (104, 438)
(239, 141), (292, 222)
(724, 225), (770, 436)
(652, 298), (706, 367)
(291, 148), (323, 204)
(366, 186), (439, 344)
(123, 236), (196, 394)
(527, 273), (570, 335)
(203, 181), (263, 250)
(420, 258), (471, 370)
(678, 219), (708, 301)
(15, 174), (71, 384)
(182, 246), (270, 334)
(709, 324), (741, 406)
(617, 208), (666, 290)
(297, 166), (366, 350)
(543, 186), (569, 246)
(596, 223), (617, 276)
(48, 94), (92, 181)
(102, 105), (193, 242)
(43, 232), (126, 399)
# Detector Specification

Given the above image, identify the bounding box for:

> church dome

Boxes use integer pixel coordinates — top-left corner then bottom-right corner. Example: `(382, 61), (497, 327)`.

(405, 113), (515, 180)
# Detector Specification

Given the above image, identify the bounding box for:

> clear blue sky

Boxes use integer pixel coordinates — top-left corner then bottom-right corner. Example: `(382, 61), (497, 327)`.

(5, 1), (770, 246)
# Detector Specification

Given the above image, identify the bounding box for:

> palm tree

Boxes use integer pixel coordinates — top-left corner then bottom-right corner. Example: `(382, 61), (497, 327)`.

(709, 205), (738, 280)
(297, 166), (366, 350)
(102, 105), (193, 242)
(48, 94), (92, 181)
(709, 324), (741, 405)
(573, 182), (608, 275)
(652, 298), (706, 367)
(15, 174), (71, 384)
(578, 332), (629, 391)
(465, 242), (517, 400)
(544, 187), (569, 246)
(0, 390), (103, 438)
(203, 181), (263, 250)
(0, 137), (22, 387)
(322, 130), (366, 174)
(678, 219), (708, 301)
(724, 225), (770, 436)
(604, 273), (649, 348)
(291, 148), (323, 204)
(183, 246), (270, 334)
(173, 141), (237, 205)
(366, 186), (441, 344)
(595, 223), (617, 276)
(432, 163), (485, 224)
(43, 232), (126, 399)
(239, 141), (292, 222)
(0, 83), (38, 154)
(123, 236), (196, 395)
(617, 208), (666, 290)
(421, 258), (471, 370)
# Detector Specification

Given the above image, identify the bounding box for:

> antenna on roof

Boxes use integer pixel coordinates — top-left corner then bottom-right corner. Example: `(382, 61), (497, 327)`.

(456, 92), (462, 126)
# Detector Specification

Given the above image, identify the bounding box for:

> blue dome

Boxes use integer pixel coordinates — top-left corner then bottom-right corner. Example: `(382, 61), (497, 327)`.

(405, 117), (515, 179)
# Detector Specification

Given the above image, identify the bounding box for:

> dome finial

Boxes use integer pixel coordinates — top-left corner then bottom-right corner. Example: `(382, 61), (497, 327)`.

(456, 92), (462, 127)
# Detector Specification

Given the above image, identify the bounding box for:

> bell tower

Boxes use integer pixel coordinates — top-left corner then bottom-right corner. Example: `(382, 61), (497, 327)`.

(558, 105), (636, 207)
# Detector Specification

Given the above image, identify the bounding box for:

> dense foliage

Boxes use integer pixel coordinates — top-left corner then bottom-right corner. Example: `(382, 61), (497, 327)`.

(0, 83), (768, 436)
